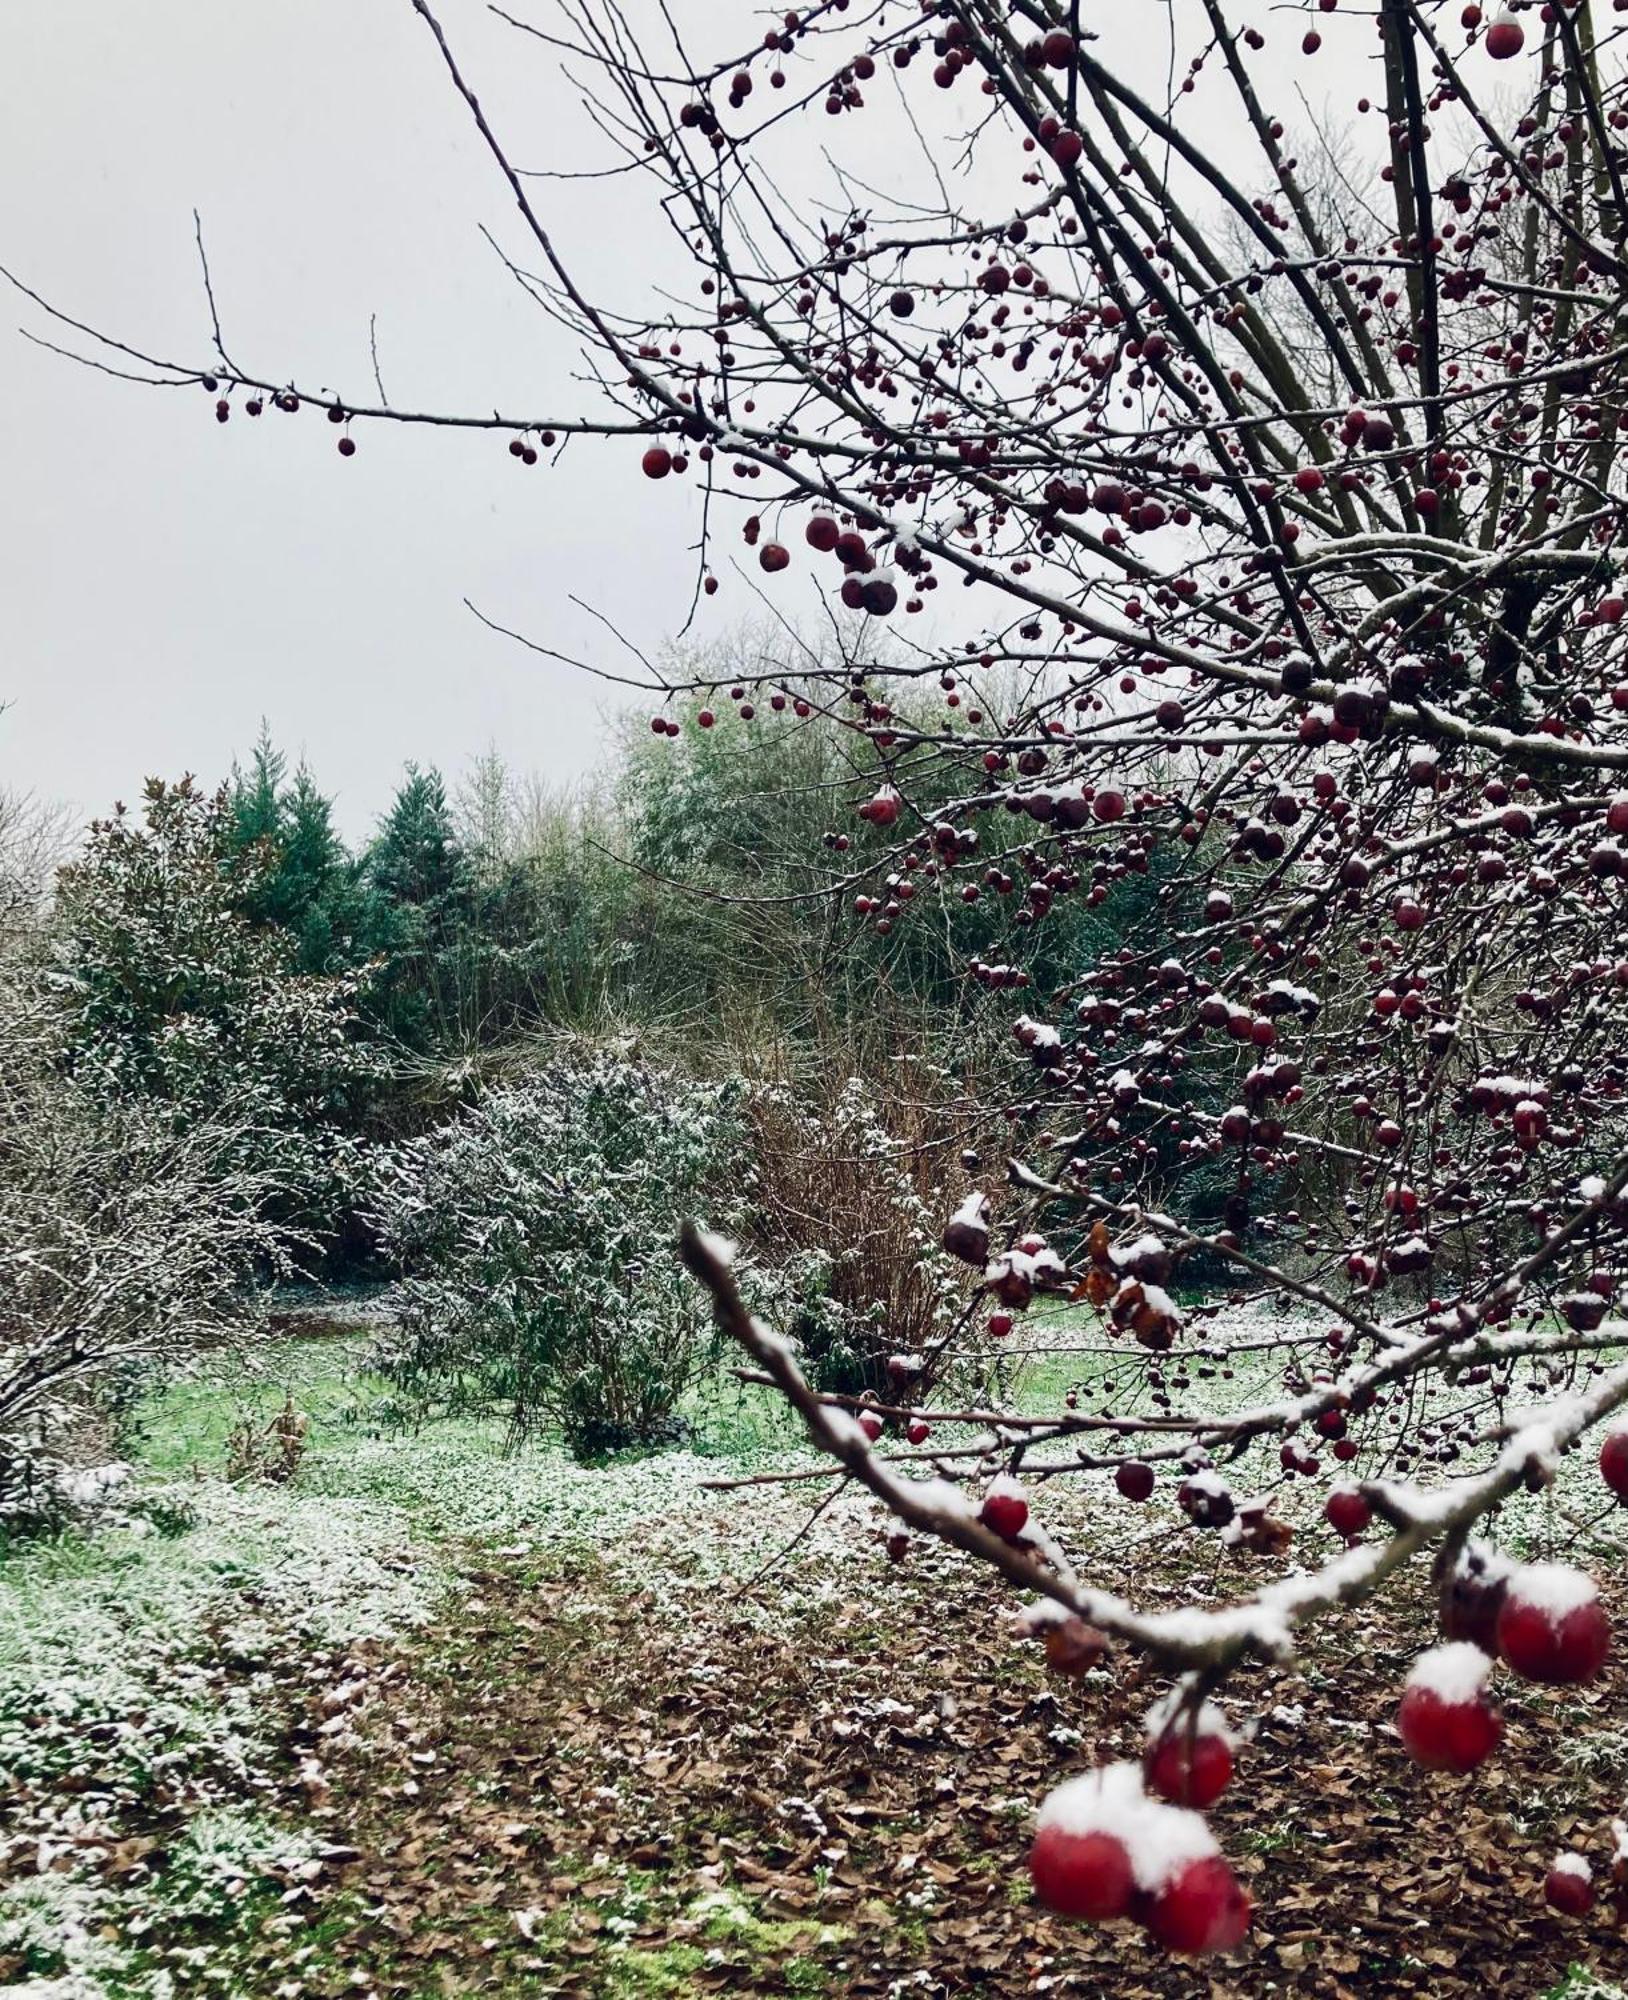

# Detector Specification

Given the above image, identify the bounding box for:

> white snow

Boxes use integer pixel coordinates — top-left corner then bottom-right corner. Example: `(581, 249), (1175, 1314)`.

(1452, 1538), (1514, 1585)
(1181, 1468), (1229, 1499)
(1035, 1763), (1218, 1893)
(1404, 1642), (1494, 1706)
(1551, 1850), (1593, 1881)
(1502, 1562), (1599, 1621)
(1143, 1687), (1233, 1746)
(56, 1462), (131, 1508)
(1109, 1232), (1170, 1272)
(901, 1476), (976, 1521)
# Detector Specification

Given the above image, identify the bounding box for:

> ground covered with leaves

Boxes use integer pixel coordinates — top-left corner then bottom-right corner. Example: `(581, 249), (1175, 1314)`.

(3, 1327), (1627, 1999)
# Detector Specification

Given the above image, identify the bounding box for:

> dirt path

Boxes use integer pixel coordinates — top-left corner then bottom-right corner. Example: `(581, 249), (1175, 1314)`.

(238, 1539), (1625, 1999)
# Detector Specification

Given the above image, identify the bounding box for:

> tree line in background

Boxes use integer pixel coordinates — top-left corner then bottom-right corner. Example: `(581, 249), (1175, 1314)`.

(0, 656), (1189, 1513)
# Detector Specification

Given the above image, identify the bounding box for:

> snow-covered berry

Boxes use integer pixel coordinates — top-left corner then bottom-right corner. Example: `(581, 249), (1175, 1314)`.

(1544, 1851), (1594, 1916)
(1029, 1763), (1249, 1955)
(980, 1473), (1029, 1541)
(1395, 1644), (1503, 1773)
(1496, 1565), (1610, 1686)
(1143, 1692), (1235, 1808)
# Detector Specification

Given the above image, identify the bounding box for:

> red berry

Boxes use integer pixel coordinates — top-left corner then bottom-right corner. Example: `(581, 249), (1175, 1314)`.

(1544, 1855), (1594, 1916)
(857, 1410), (884, 1443)
(1395, 1647), (1502, 1772)
(806, 514), (840, 551)
(1485, 15), (1525, 57)
(641, 445), (673, 479)
(1143, 1855), (1251, 1955)
(759, 541), (790, 573)
(980, 1477), (1029, 1540)
(987, 1311), (1014, 1337)
(337, 437), (356, 457)
(1325, 1484), (1371, 1538)
(1115, 1460), (1155, 1502)
(1144, 1727), (1233, 1809)
(1496, 1566), (1610, 1685)
(1029, 1825), (1133, 1920)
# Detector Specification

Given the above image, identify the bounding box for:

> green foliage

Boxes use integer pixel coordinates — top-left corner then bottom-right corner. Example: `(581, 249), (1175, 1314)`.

(52, 775), (378, 1236)
(371, 1052), (745, 1456)
(228, 725), (377, 975)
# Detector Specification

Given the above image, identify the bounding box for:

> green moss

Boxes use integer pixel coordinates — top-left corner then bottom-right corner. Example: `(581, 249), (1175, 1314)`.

(602, 1943), (709, 1997)
(692, 1886), (847, 1951)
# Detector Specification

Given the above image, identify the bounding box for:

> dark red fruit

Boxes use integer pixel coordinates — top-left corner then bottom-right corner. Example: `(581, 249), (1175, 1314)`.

(1144, 1728), (1233, 1809)
(1029, 1825), (1133, 1920)
(980, 1479), (1029, 1540)
(1544, 1856), (1594, 1915)
(1496, 1567), (1610, 1685)
(1325, 1485), (1371, 1538)
(1115, 1460), (1155, 1502)
(1485, 15), (1525, 57)
(1395, 1657), (1502, 1773)
(1143, 1855), (1251, 1955)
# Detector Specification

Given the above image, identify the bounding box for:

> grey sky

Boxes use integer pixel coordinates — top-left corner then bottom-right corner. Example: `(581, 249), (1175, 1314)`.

(1, 2), (1359, 841)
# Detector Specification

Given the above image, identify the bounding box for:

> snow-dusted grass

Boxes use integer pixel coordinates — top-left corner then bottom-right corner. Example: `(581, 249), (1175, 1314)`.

(4, 1304), (1626, 1997)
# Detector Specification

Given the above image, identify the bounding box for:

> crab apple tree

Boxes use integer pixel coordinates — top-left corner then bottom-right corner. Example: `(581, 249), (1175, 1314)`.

(22, 0), (1628, 1958)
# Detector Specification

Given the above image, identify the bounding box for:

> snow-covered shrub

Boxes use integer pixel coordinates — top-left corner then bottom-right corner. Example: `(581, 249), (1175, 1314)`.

(372, 1052), (744, 1455)
(0, 966), (287, 1539)
(51, 775), (379, 1242)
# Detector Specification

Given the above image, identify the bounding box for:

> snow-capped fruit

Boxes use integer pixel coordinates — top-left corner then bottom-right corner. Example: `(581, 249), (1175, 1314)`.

(1029, 1824), (1134, 1920)
(981, 1476), (1029, 1541)
(1178, 1472), (1234, 1528)
(906, 1419), (930, 1445)
(1544, 1852), (1594, 1916)
(858, 785), (902, 828)
(1044, 1616), (1109, 1676)
(1485, 13), (1525, 57)
(1325, 1484), (1371, 1537)
(1601, 1427), (1628, 1501)
(1441, 1541), (1511, 1654)
(1396, 1644), (1503, 1772)
(1115, 1460), (1155, 1502)
(1143, 1855), (1251, 1955)
(1496, 1565), (1610, 1685)
(806, 514), (840, 551)
(1144, 1727), (1233, 1809)
(857, 1410), (884, 1443)
(942, 1192), (990, 1264)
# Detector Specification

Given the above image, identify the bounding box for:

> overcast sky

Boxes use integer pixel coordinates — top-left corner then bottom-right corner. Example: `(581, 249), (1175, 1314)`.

(0, 1), (1366, 841)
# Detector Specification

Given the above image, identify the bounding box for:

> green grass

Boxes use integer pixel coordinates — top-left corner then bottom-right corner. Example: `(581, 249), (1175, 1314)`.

(130, 1332), (383, 1477)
